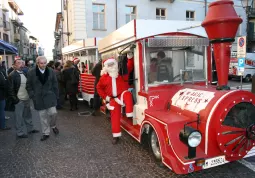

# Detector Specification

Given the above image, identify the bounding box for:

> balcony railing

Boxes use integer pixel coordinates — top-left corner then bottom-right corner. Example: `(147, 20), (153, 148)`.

(3, 21), (11, 31)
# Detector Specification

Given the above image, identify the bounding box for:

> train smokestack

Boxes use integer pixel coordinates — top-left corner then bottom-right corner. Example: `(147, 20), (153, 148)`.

(202, 0), (242, 90)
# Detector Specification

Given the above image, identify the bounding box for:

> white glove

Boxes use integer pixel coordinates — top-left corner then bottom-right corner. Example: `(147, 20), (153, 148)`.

(106, 103), (114, 110)
(106, 96), (111, 102)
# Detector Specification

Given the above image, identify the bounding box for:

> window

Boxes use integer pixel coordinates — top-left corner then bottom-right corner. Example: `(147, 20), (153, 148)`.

(145, 46), (205, 85)
(93, 4), (105, 30)
(156, 8), (166, 20)
(186, 11), (195, 21)
(3, 33), (9, 42)
(125, 6), (136, 23)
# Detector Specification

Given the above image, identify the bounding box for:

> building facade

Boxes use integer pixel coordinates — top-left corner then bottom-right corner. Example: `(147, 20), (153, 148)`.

(57, 0), (246, 57)
(0, 0), (40, 68)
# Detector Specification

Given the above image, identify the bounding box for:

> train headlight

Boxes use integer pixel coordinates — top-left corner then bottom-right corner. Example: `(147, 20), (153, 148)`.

(188, 131), (202, 147)
(179, 126), (202, 159)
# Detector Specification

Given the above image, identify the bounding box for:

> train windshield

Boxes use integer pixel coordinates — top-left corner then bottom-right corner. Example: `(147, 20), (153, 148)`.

(145, 43), (207, 86)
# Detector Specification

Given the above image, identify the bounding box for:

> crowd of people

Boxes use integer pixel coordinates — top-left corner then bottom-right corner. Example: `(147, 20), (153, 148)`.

(0, 56), (82, 141)
(0, 53), (135, 145)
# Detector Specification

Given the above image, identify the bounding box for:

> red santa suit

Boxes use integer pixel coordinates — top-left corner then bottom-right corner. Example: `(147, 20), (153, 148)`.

(97, 57), (134, 138)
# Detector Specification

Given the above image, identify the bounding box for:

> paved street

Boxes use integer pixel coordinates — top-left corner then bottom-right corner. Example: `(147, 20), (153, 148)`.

(0, 101), (255, 178)
(229, 78), (252, 90)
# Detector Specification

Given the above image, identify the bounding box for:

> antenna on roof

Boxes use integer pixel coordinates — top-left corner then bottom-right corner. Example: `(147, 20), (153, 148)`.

(177, 24), (201, 32)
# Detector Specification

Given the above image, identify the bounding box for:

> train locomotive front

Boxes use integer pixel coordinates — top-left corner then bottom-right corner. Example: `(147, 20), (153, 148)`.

(142, 0), (255, 174)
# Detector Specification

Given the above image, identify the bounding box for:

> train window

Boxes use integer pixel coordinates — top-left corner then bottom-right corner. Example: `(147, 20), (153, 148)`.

(145, 46), (205, 86)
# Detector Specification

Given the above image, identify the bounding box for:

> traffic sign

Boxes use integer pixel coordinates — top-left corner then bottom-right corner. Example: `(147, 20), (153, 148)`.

(237, 36), (246, 58)
(237, 58), (245, 76)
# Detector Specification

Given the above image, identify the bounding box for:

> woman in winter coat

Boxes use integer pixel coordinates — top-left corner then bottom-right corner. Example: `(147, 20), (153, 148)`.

(0, 69), (10, 130)
(62, 60), (80, 111)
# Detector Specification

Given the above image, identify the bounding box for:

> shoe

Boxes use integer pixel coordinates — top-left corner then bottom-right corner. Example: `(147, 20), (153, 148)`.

(52, 127), (59, 135)
(40, 135), (49, 141)
(18, 134), (28, 138)
(56, 106), (63, 110)
(112, 137), (120, 145)
(28, 130), (39, 134)
(92, 110), (101, 116)
(0, 127), (11, 131)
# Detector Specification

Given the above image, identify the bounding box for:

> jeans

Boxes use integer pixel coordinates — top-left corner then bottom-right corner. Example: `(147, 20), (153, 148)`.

(14, 100), (34, 136)
(0, 100), (5, 129)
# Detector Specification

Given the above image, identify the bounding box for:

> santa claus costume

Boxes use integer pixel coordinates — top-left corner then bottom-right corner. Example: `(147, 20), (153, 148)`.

(97, 57), (134, 144)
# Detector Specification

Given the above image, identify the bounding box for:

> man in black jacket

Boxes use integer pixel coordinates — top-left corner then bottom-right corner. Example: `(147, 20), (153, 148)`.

(8, 59), (39, 138)
(91, 60), (102, 116)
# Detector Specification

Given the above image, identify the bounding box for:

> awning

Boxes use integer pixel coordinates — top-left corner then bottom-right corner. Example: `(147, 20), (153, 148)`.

(0, 40), (18, 55)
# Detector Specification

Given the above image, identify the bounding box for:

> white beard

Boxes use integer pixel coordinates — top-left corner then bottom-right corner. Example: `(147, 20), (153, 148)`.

(108, 68), (118, 78)
(107, 64), (118, 78)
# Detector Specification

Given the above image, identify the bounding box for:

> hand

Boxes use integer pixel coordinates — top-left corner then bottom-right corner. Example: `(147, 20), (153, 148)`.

(106, 96), (111, 102)
(106, 103), (114, 110)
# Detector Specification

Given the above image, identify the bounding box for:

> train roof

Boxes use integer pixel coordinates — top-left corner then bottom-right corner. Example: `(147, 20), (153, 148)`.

(62, 37), (101, 55)
(98, 19), (208, 53)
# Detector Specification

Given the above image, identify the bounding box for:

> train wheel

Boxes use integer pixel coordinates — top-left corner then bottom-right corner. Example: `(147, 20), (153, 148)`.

(217, 102), (255, 159)
(149, 129), (162, 161)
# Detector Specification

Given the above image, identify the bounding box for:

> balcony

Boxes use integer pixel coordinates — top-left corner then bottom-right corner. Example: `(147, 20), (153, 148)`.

(3, 21), (11, 31)
(11, 17), (22, 26)
(1, 4), (9, 12)
(249, 8), (255, 18)
(14, 33), (20, 42)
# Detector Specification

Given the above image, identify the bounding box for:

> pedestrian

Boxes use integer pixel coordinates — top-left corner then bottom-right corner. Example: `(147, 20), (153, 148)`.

(54, 62), (65, 109)
(8, 59), (39, 138)
(47, 60), (55, 69)
(97, 58), (134, 144)
(62, 60), (79, 111)
(26, 56), (59, 141)
(72, 57), (80, 73)
(21, 60), (29, 75)
(7, 63), (15, 75)
(0, 64), (11, 131)
(91, 59), (102, 116)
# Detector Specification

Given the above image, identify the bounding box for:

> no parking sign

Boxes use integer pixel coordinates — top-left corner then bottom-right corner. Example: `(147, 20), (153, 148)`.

(237, 36), (246, 58)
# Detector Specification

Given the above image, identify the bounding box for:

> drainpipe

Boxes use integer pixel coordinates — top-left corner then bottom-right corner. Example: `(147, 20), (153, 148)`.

(66, 0), (70, 45)
(116, 0), (118, 29)
(205, 0), (207, 17)
(61, 0), (64, 62)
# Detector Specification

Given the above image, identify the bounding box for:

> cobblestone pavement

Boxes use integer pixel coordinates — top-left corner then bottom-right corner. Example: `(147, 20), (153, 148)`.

(0, 102), (255, 178)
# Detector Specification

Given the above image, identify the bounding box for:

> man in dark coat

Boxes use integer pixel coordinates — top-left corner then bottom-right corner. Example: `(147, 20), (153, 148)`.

(26, 56), (59, 141)
(91, 60), (102, 116)
(54, 62), (65, 109)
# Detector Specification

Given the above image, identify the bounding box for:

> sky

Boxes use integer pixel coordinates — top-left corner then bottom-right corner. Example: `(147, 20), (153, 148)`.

(15, 0), (61, 60)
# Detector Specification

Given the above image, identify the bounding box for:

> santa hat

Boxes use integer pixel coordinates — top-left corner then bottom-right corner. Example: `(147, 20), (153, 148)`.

(103, 58), (116, 66)
(72, 57), (80, 63)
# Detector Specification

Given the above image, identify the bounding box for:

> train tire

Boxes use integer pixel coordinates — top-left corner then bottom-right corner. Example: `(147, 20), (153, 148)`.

(149, 129), (162, 162)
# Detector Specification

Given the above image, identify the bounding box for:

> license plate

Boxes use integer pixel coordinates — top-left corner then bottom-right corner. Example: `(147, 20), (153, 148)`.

(203, 156), (226, 169)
